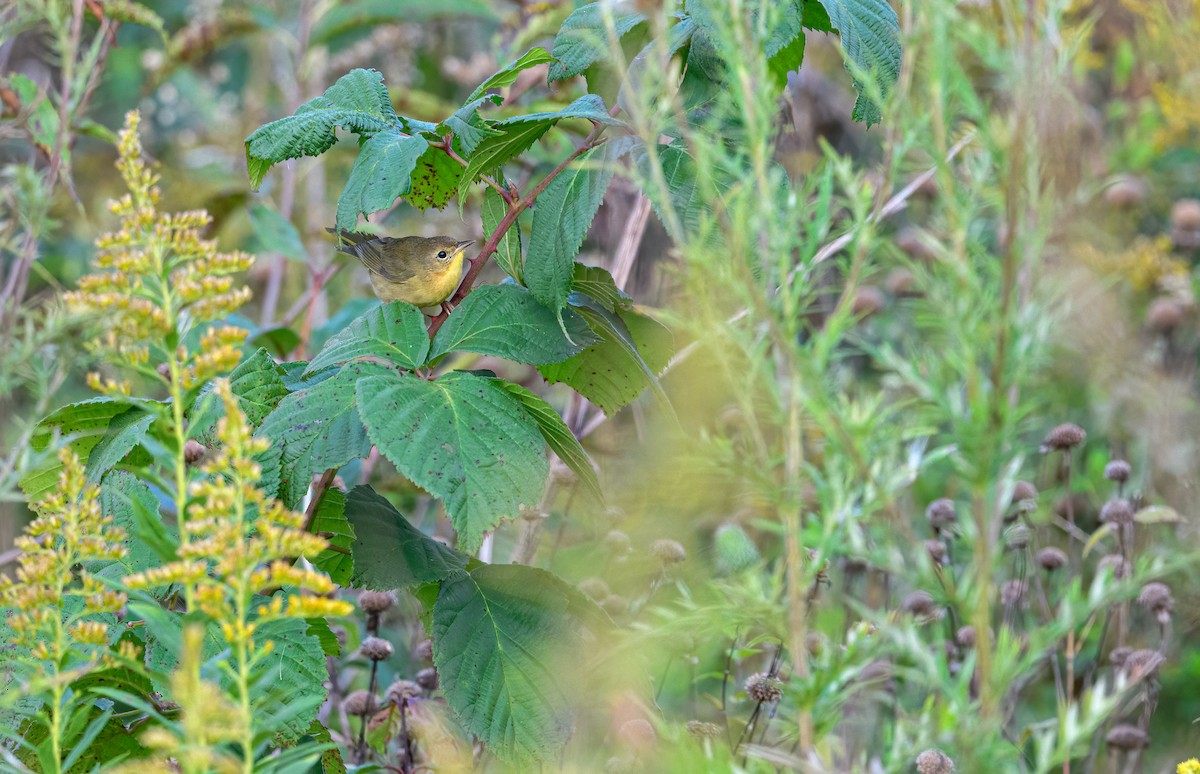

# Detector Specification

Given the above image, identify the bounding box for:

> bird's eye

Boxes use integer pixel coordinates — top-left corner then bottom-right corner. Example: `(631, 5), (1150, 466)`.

(437, 250), (447, 259)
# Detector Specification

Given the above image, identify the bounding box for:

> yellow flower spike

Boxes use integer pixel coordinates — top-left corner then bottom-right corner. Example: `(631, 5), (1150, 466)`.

(1179, 760), (1200, 774)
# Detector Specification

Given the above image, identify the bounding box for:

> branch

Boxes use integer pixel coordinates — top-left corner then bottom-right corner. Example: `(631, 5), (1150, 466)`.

(426, 122), (609, 338)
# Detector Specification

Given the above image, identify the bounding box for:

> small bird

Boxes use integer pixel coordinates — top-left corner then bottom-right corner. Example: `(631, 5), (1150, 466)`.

(326, 228), (474, 309)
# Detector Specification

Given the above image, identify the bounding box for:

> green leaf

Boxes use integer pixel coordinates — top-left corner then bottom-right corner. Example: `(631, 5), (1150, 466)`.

(257, 364), (376, 507)
(538, 300), (673, 415)
(335, 129), (429, 231)
(253, 616), (330, 741)
(483, 187), (522, 283)
(20, 397), (157, 500)
(429, 284), (596, 364)
(524, 147), (614, 312)
(345, 484), (468, 587)
(814, 0), (901, 125)
(765, 2), (806, 88)
(249, 326), (302, 358)
(310, 0), (496, 46)
(570, 263), (630, 313)
(548, 2), (648, 81)
(245, 68), (398, 189)
(488, 379), (603, 504)
(85, 406), (155, 485)
(432, 564), (605, 762)
(310, 488), (354, 586)
(305, 302), (430, 374)
(442, 98), (504, 156)
(355, 370), (548, 551)
(407, 143), (465, 210)
(467, 47), (557, 101)
(101, 470), (177, 572)
(249, 203), (308, 262)
(228, 347), (291, 427)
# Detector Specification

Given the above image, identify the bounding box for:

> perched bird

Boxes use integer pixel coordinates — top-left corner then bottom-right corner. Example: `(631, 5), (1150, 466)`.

(326, 228), (474, 309)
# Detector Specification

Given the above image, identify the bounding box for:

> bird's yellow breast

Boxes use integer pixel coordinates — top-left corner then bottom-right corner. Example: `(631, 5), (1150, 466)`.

(369, 254), (464, 307)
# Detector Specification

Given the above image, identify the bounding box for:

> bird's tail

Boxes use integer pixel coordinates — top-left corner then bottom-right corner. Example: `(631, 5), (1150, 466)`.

(325, 227), (371, 252)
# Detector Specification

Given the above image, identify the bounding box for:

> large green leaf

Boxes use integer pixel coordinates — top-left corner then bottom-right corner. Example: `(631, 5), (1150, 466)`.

(429, 284), (595, 364)
(765, 2), (807, 88)
(524, 147), (613, 312)
(20, 397), (158, 500)
(432, 564), (605, 762)
(100, 470), (176, 572)
(569, 264), (630, 313)
(252, 616), (330, 741)
(488, 380), (603, 504)
(310, 488), (354, 586)
(335, 129), (429, 230)
(249, 204), (308, 262)
(815, 0), (901, 124)
(245, 68), (398, 188)
(482, 187), (522, 284)
(407, 143), (465, 210)
(228, 347), (291, 427)
(442, 96), (504, 156)
(305, 302), (430, 374)
(548, 2), (648, 81)
(257, 364), (376, 507)
(345, 485), (468, 588)
(538, 299), (673, 415)
(355, 370), (548, 551)
(468, 47), (557, 101)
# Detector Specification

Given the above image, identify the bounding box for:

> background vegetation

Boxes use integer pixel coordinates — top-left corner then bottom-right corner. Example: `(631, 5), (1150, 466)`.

(2, 0), (1199, 771)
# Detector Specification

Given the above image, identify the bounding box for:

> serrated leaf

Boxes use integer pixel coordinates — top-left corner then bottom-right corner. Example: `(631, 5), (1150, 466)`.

(85, 406), (155, 485)
(335, 129), (429, 230)
(570, 263), (630, 313)
(429, 284), (596, 364)
(443, 98), (504, 156)
(814, 0), (901, 124)
(467, 47), (557, 102)
(257, 364), (377, 507)
(766, 2), (806, 88)
(432, 564), (604, 762)
(483, 187), (522, 283)
(548, 2), (648, 81)
(355, 370), (548, 551)
(245, 68), (398, 188)
(249, 203), (308, 262)
(538, 301), (673, 415)
(306, 302), (430, 374)
(228, 347), (291, 426)
(488, 379), (603, 504)
(101, 470), (177, 572)
(250, 326), (302, 358)
(345, 484), (468, 587)
(310, 488), (354, 586)
(253, 616), (330, 741)
(407, 143), (465, 210)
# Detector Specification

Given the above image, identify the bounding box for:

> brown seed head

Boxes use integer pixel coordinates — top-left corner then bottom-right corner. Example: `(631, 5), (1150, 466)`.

(925, 540), (947, 564)
(650, 539), (686, 565)
(902, 590), (937, 617)
(1042, 423), (1086, 452)
(1103, 176), (1147, 208)
(1100, 498), (1134, 525)
(1036, 547), (1068, 572)
(1123, 649), (1164, 681)
(896, 227), (937, 262)
(1104, 460), (1132, 484)
(342, 690), (378, 717)
(925, 498), (957, 529)
(359, 636), (394, 662)
(852, 285), (886, 317)
(916, 748), (956, 774)
(358, 590), (396, 614)
(1109, 646), (1132, 667)
(1105, 724), (1150, 750)
(885, 267), (920, 298)
(578, 577), (610, 601)
(1000, 579), (1027, 607)
(1171, 198), (1200, 231)
(416, 667), (439, 691)
(618, 719), (657, 748)
(415, 639), (433, 661)
(1146, 297), (1185, 334)
(745, 672), (784, 703)
(955, 626), (976, 648)
(604, 530), (632, 554)
(386, 679), (422, 703)
(1011, 480), (1038, 507)
(1004, 524), (1030, 551)
(1137, 582), (1173, 614)
(183, 440), (207, 465)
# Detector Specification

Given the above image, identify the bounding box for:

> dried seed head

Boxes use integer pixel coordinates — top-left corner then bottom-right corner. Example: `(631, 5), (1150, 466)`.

(1123, 649), (1164, 680)
(618, 719), (657, 748)
(1171, 198), (1200, 231)
(1109, 646), (1132, 667)
(1146, 297), (1185, 334)
(1000, 579), (1027, 607)
(901, 590), (937, 617)
(578, 577), (610, 601)
(600, 594), (628, 616)
(1036, 547), (1068, 572)
(1104, 460), (1132, 484)
(685, 720), (723, 740)
(924, 540), (947, 564)
(841, 556), (870, 574)
(1137, 582), (1174, 614)
(885, 267), (920, 298)
(1004, 524), (1030, 551)
(1100, 499), (1134, 525)
(650, 539), (686, 565)
(156, 362), (172, 381)
(604, 530), (632, 554)
(416, 667), (439, 691)
(857, 660), (894, 692)
(852, 285), (886, 317)
(896, 227), (937, 262)
(358, 590), (396, 614)
(1103, 176), (1147, 208)
(955, 626), (976, 648)
(916, 748), (956, 774)
(342, 690), (378, 717)
(745, 673), (784, 703)
(1098, 554), (1132, 579)
(1106, 724), (1150, 751)
(386, 679), (422, 703)
(183, 439), (207, 465)
(1042, 423), (1086, 452)
(359, 636), (394, 662)
(925, 499), (957, 529)
(415, 639), (433, 661)
(1011, 480), (1038, 507)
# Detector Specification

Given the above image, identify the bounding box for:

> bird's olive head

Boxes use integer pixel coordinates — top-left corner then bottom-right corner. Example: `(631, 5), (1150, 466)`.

(429, 237), (474, 264)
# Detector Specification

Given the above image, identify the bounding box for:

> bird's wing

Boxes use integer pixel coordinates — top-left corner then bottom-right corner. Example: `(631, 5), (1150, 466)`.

(343, 237), (420, 283)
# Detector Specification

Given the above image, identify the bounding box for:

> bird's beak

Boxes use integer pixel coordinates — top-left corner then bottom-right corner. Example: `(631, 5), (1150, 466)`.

(456, 240), (474, 253)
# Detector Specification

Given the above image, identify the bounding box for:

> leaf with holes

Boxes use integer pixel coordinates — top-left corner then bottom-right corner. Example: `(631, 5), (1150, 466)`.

(813, 0), (901, 124)
(355, 370), (548, 551)
(345, 484), (468, 588)
(305, 302), (430, 374)
(408, 143), (465, 210)
(335, 129), (429, 230)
